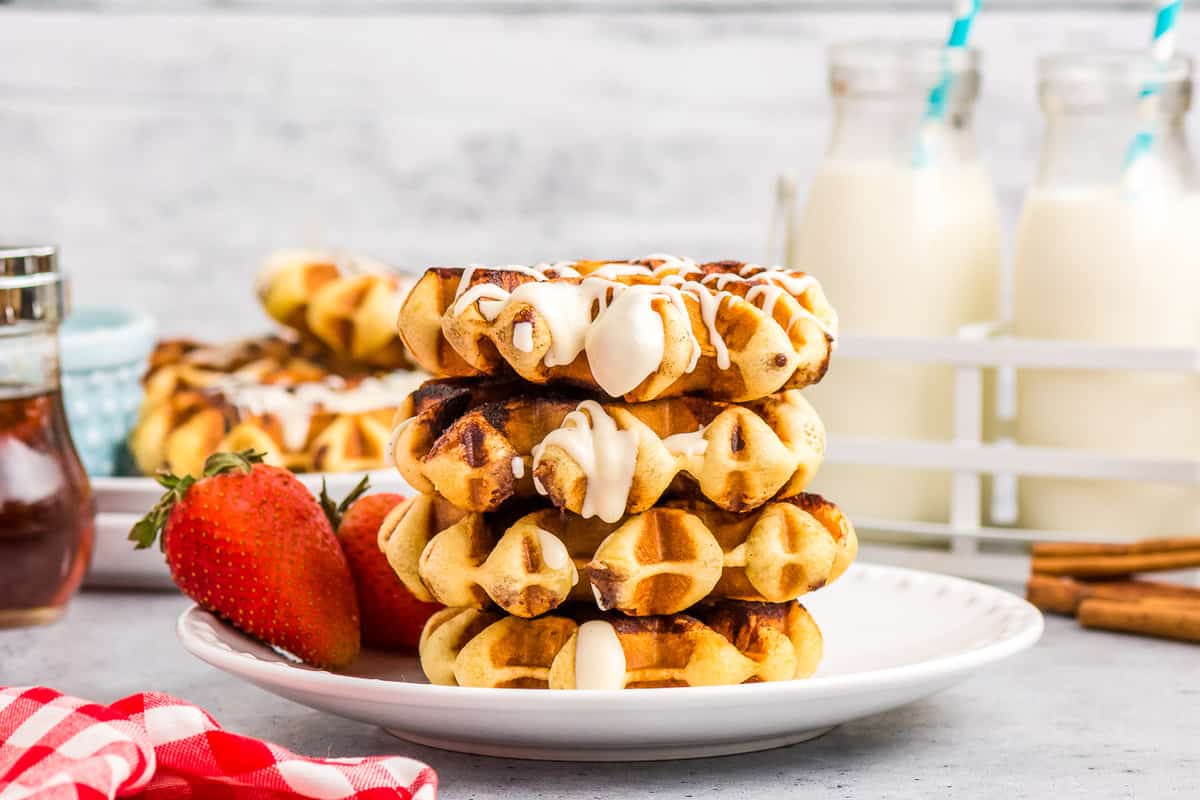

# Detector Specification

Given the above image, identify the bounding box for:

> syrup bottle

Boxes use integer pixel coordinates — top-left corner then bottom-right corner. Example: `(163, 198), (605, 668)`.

(0, 246), (94, 628)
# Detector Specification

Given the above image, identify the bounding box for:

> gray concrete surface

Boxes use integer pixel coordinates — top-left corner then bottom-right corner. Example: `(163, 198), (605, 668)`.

(1, 589), (1195, 799)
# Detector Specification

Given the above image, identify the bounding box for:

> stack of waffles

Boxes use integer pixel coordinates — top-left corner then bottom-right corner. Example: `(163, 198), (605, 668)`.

(130, 251), (427, 476)
(381, 254), (857, 689)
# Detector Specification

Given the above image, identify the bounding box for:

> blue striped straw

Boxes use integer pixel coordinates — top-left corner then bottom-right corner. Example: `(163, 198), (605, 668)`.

(1123, 0), (1184, 179)
(915, 0), (983, 166)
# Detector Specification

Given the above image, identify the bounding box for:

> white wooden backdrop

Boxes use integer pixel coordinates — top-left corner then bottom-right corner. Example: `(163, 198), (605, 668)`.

(0, 4), (1177, 335)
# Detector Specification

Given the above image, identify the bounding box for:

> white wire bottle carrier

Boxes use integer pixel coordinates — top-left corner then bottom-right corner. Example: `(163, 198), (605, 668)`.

(827, 323), (1200, 583)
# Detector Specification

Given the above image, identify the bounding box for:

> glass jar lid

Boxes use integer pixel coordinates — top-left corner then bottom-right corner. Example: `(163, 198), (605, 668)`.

(0, 246), (68, 327)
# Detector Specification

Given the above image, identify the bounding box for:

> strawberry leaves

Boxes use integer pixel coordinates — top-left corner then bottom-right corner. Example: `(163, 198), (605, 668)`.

(129, 449), (266, 551)
(318, 475), (371, 531)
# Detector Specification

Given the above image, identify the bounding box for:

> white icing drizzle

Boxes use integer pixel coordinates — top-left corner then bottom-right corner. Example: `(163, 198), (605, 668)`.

(511, 455), (525, 479)
(452, 282), (512, 319)
(661, 425), (710, 458)
(585, 287), (667, 397)
(531, 400), (637, 523)
(511, 321), (534, 353)
(744, 284), (786, 320)
(536, 529), (570, 570)
(695, 284), (731, 370)
(451, 263), (558, 318)
(508, 281), (605, 367)
(532, 261), (582, 279)
(756, 269), (817, 298)
(660, 275), (732, 370)
(216, 371), (424, 452)
(705, 272), (745, 291)
(574, 621), (626, 690)
(446, 257), (834, 392)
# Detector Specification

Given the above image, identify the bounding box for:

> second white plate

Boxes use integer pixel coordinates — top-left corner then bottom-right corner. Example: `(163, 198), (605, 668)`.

(177, 563), (1043, 761)
(88, 471), (412, 588)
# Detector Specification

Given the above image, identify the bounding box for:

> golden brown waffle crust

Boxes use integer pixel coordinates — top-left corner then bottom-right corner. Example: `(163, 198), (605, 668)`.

(397, 255), (838, 402)
(419, 599), (823, 689)
(391, 377), (826, 519)
(378, 491), (857, 619)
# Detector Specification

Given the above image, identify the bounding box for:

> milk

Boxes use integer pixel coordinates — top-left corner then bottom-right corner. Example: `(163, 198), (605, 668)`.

(792, 160), (1002, 523)
(1012, 188), (1200, 535)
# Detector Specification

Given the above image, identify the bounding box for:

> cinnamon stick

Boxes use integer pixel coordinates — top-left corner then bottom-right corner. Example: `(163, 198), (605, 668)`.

(1032, 537), (1200, 558)
(1026, 574), (1200, 615)
(1077, 597), (1200, 644)
(1030, 548), (1200, 579)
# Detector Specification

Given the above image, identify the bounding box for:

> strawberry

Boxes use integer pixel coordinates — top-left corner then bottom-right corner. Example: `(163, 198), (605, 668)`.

(320, 479), (443, 650)
(131, 450), (360, 669)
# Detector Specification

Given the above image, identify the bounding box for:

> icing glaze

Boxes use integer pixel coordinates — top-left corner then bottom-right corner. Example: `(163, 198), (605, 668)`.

(585, 287), (667, 397)
(574, 620), (627, 690)
(536, 529), (570, 570)
(531, 401), (637, 523)
(217, 371), (423, 452)
(511, 321), (534, 353)
(661, 426), (710, 458)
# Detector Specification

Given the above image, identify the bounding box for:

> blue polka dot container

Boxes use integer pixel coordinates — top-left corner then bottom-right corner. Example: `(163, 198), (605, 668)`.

(60, 307), (157, 476)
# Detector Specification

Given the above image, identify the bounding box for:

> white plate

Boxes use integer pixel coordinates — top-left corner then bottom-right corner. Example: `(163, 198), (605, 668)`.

(87, 471), (413, 588)
(177, 563), (1043, 761)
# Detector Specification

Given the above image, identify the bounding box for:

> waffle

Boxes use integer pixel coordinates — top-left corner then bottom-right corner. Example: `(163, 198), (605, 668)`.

(256, 249), (414, 370)
(392, 378), (825, 518)
(141, 335), (329, 411)
(397, 256), (838, 402)
(131, 338), (424, 476)
(378, 492), (856, 618)
(419, 599), (822, 689)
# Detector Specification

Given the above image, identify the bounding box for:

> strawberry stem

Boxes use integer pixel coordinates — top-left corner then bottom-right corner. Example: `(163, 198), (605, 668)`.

(319, 474), (371, 530)
(128, 450), (266, 551)
(129, 472), (195, 551)
(203, 449), (266, 477)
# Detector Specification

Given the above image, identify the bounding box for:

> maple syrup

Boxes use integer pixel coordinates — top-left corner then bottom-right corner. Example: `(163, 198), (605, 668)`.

(0, 246), (94, 627)
(0, 388), (94, 626)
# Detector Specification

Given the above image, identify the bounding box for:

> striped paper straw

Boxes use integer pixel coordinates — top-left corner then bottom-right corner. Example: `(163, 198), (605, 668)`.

(1123, 0), (1184, 178)
(915, 0), (983, 166)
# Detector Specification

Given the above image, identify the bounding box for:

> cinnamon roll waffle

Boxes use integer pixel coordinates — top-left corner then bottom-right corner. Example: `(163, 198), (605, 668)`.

(256, 249), (415, 370)
(378, 492), (856, 618)
(392, 377), (825, 517)
(130, 336), (424, 476)
(398, 256), (837, 402)
(419, 599), (823, 689)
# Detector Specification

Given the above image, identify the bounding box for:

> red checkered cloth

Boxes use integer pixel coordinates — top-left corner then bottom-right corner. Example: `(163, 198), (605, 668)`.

(0, 687), (436, 799)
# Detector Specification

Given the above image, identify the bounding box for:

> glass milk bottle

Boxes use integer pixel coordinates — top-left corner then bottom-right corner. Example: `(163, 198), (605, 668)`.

(791, 41), (1002, 523)
(1013, 52), (1200, 536)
